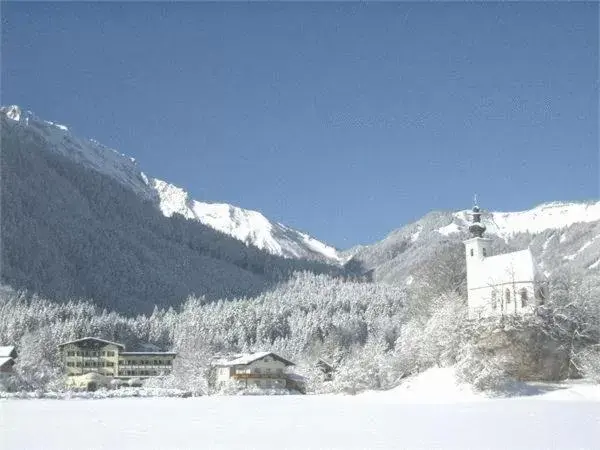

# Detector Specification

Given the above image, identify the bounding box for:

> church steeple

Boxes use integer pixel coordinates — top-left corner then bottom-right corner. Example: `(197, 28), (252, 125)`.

(468, 205), (486, 238)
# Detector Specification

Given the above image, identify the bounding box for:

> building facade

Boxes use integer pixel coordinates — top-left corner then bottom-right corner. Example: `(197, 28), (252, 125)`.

(213, 352), (295, 390)
(464, 205), (548, 319)
(58, 337), (176, 378)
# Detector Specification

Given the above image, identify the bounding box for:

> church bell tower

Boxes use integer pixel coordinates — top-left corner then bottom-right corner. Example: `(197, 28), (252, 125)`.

(464, 203), (492, 291)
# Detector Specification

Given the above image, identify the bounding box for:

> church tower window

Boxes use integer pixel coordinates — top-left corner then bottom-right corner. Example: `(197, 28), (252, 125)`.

(470, 249), (474, 257)
(505, 288), (511, 303)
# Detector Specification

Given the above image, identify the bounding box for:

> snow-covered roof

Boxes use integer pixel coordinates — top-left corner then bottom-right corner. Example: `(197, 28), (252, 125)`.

(0, 346), (16, 357)
(214, 352), (295, 367)
(0, 357), (15, 368)
(58, 337), (125, 348)
(473, 249), (537, 289)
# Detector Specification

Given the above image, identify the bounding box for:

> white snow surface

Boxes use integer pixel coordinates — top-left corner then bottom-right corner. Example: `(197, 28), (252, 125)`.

(360, 368), (482, 403)
(439, 201), (600, 238)
(2, 369), (599, 450)
(0, 346), (15, 357)
(564, 235), (600, 261)
(1, 105), (340, 263)
(438, 222), (461, 236)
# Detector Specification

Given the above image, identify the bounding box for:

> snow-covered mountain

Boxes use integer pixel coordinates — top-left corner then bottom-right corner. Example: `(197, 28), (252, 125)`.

(150, 178), (340, 262)
(442, 202), (600, 240)
(346, 201), (600, 286)
(0, 105), (340, 263)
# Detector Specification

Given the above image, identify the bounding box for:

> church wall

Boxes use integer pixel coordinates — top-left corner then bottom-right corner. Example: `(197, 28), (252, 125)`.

(468, 282), (536, 319)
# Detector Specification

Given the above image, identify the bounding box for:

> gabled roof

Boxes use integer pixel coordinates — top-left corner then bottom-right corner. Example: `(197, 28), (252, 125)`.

(0, 346), (16, 358)
(473, 248), (537, 289)
(214, 352), (295, 367)
(58, 337), (125, 348)
(316, 358), (334, 370)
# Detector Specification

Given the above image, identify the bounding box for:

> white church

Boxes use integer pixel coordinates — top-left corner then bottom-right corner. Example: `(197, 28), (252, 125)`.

(464, 205), (548, 319)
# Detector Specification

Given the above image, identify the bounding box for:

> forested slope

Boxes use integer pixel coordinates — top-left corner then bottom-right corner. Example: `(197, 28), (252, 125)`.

(0, 116), (336, 313)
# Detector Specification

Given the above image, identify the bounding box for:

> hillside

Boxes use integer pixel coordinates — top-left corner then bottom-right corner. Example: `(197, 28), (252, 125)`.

(0, 109), (336, 313)
(0, 105), (340, 263)
(345, 201), (600, 286)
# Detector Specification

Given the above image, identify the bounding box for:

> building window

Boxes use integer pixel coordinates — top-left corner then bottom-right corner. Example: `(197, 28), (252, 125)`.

(76, 362), (81, 367)
(67, 362), (74, 367)
(505, 289), (511, 304)
(107, 362), (114, 367)
(107, 351), (115, 357)
(482, 248), (487, 257)
(470, 249), (474, 257)
(491, 291), (497, 309)
(67, 351), (75, 357)
(520, 289), (528, 307)
(76, 351), (81, 356)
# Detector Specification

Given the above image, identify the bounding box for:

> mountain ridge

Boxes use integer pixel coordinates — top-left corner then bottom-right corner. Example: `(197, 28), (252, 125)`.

(346, 199), (600, 287)
(0, 105), (341, 263)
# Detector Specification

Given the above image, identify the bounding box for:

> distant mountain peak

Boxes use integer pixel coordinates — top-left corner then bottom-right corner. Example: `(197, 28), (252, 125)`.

(1, 105), (21, 121)
(150, 178), (341, 262)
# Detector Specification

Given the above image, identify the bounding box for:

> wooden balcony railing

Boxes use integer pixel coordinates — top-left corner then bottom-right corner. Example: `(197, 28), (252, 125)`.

(232, 373), (285, 379)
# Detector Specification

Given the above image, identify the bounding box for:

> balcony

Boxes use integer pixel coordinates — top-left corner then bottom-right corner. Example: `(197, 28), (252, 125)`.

(232, 372), (285, 379)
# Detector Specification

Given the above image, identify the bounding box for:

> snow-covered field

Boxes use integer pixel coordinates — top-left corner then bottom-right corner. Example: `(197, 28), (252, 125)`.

(2, 370), (599, 450)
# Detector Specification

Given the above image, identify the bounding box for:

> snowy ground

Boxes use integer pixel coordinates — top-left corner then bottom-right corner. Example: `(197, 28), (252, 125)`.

(2, 370), (599, 450)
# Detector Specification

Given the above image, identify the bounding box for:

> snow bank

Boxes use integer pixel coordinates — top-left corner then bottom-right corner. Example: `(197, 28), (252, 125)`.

(0, 387), (192, 400)
(360, 367), (485, 403)
(359, 367), (600, 403)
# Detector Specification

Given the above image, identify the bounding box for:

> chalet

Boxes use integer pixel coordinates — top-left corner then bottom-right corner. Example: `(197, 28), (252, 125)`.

(213, 352), (301, 392)
(58, 337), (176, 379)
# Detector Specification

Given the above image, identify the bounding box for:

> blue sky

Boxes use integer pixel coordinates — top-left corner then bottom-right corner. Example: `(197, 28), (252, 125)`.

(2, 2), (598, 248)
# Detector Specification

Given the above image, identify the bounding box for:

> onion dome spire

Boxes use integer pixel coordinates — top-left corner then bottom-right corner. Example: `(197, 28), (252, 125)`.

(468, 196), (486, 238)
